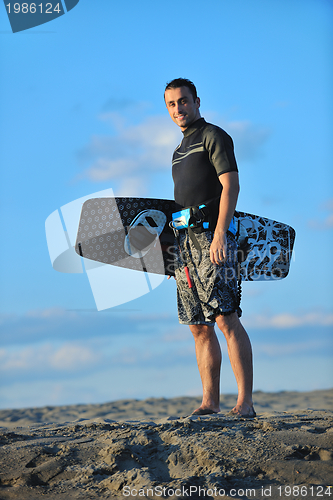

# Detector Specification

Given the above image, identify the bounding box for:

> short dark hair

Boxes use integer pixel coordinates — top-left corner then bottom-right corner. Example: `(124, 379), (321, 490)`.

(164, 78), (197, 102)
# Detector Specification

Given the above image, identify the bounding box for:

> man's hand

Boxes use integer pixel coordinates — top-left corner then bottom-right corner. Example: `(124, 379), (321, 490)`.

(210, 171), (239, 265)
(210, 231), (228, 265)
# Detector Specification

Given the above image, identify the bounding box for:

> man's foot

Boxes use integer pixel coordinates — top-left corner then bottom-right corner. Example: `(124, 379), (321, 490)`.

(227, 403), (256, 418)
(191, 407), (219, 416)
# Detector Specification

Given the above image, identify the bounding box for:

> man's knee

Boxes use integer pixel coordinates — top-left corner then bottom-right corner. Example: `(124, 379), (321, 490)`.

(189, 324), (215, 340)
(215, 312), (239, 336)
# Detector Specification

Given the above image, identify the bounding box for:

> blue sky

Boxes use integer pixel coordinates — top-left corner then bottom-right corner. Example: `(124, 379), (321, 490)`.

(0, 0), (332, 409)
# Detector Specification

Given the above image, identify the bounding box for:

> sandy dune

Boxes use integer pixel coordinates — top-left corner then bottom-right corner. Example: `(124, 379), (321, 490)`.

(0, 390), (332, 499)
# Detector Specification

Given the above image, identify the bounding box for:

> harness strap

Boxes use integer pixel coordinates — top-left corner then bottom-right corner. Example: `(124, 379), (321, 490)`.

(186, 204), (213, 262)
(187, 225), (203, 262)
(169, 222), (193, 289)
(172, 199), (236, 264)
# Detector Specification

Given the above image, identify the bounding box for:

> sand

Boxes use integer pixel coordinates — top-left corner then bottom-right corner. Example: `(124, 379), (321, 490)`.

(0, 390), (332, 500)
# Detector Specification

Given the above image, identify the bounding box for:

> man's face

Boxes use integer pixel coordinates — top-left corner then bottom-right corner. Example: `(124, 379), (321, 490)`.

(165, 86), (201, 130)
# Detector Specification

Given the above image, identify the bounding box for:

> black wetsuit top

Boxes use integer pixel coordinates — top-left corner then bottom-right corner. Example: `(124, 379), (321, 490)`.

(172, 118), (238, 208)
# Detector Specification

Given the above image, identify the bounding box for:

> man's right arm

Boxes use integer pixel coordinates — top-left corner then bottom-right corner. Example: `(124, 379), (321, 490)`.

(210, 171), (240, 264)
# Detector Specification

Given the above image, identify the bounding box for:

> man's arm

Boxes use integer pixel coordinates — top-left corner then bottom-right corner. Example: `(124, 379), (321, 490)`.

(210, 171), (240, 265)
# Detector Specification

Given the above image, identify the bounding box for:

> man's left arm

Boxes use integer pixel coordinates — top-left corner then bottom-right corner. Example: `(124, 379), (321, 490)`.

(210, 171), (240, 265)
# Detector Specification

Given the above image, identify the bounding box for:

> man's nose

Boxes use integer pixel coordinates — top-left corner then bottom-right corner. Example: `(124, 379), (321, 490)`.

(175, 102), (183, 113)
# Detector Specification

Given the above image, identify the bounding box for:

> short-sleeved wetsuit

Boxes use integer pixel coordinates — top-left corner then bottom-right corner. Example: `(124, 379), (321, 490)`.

(172, 118), (241, 325)
(172, 117), (238, 208)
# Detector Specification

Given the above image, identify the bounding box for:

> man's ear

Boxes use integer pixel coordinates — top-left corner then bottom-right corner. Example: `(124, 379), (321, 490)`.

(196, 97), (201, 109)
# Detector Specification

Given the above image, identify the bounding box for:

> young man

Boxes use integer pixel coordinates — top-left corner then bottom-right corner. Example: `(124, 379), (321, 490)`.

(164, 78), (255, 417)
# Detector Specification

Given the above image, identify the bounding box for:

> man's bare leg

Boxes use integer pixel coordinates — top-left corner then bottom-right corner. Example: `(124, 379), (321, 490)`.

(189, 324), (221, 414)
(215, 312), (255, 416)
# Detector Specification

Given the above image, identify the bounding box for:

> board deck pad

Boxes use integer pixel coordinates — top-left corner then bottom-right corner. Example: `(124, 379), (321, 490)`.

(75, 197), (295, 281)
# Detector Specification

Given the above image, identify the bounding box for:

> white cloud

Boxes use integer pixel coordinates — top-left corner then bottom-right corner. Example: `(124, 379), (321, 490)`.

(162, 327), (191, 342)
(109, 346), (155, 366)
(0, 343), (101, 373)
(77, 109), (270, 184)
(88, 157), (138, 181)
(25, 307), (71, 319)
(0, 308), (180, 347)
(50, 344), (100, 370)
(254, 339), (329, 357)
(204, 112), (270, 162)
(78, 114), (180, 182)
(243, 311), (333, 329)
(115, 176), (148, 197)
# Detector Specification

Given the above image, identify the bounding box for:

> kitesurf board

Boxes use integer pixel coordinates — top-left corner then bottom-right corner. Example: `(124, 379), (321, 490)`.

(74, 197), (295, 282)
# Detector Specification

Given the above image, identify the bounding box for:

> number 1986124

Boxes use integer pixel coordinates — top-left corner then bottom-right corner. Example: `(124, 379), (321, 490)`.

(6, 3), (62, 14)
(277, 486), (332, 497)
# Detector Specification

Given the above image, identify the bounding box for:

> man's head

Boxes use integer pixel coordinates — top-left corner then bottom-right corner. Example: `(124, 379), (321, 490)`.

(164, 78), (198, 101)
(164, 78), (201, 131)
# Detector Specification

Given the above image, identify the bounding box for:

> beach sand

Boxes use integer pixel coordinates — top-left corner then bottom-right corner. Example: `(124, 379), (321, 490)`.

(0, 390), (332, 499)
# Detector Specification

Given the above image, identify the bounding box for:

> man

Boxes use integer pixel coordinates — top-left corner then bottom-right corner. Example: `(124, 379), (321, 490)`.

(164, 78), (255, 417)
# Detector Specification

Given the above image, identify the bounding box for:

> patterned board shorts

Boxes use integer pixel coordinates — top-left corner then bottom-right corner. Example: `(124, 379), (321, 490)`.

(174, 230), (241, 325)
